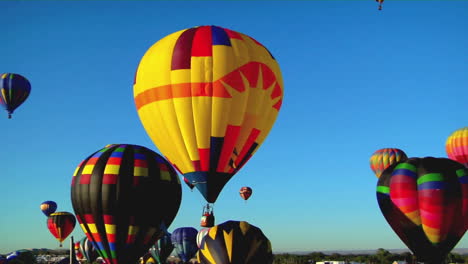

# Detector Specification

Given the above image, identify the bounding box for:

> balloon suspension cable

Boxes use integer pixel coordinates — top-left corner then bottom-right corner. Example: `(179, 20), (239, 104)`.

(203, 203), (214, 215)
(8, 113), (11, 119)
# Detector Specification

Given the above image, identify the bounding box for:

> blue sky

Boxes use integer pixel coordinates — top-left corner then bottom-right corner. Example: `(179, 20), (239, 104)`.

(1, 0), (468, 255)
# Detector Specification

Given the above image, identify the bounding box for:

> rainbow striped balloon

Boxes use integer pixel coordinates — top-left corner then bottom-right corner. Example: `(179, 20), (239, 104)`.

(370, 148), (408, 178)
(446, 127), (468, 167)
(376, 157), (468, 263)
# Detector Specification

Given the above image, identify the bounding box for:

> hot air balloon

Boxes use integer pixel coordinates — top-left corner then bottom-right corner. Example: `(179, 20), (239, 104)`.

(47, 212), (76, 247)
(376, 0), (384, 10)
(370, 148), (408, 178)
(171, 227), (198, 263)
(71, 144), (182, 264)
(149, 230), (174, 264)
(0, 73), (31, 119)
(239, 186), (252, 201)
(133, 25), (284, 224)
(75, 241), (84, 262)
(141, 253), (156, 264)
(376, 157), (468, 264)
(79, 237), (98, 263)
(446, 127), (468, 167)
(197, 220), (273, 264)
(40, 200), (57, 217)
(196, 228), (211, 249)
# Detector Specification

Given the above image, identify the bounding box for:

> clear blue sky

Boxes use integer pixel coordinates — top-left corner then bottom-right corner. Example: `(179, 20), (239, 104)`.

(1, 0), (467, 255)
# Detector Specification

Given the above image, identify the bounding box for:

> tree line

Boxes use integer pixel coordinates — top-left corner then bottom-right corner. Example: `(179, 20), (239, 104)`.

(273, 248), (468, 264)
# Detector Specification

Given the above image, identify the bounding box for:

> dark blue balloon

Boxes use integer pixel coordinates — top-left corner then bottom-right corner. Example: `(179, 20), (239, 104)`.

(40, 201), (57, 216)
(171, 227), (198, 262)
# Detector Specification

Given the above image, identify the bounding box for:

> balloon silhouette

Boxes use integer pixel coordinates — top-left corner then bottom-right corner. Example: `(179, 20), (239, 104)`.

(47, 211), (76, 247)
(446, 127), (468, 167)
(370, 148), (408, 178)
(134, 25), (284, 204)
(149, 230), (174, 264)
(197, 220), (273, 264)
(376, 157), (468, 263)
(71, 144), (182, 264)
(0, 73), (31, 118)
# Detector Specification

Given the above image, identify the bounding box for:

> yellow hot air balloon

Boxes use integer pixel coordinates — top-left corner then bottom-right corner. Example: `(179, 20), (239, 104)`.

(446, 127), (468, 167)
(134, 25), (283, 206)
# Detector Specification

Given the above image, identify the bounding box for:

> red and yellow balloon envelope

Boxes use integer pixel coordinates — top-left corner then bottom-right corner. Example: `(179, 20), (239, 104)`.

(71, 144), (182, 264)
(446, 127), (468, 167)
(47, 211), (76, 247)
(0, 73), (31, 119)
(370, 148), (407, 178)
(134, 25), (283, 204)
(376, 157), (468, 263)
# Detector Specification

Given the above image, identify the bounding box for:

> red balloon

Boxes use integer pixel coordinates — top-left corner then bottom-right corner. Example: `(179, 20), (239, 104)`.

(239, 186), (253, 201)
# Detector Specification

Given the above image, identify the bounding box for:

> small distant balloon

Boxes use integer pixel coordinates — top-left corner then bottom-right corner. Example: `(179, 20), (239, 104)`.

(40, 201), (57, 216)
(446, 127), (468, 167)
(370, 148), (407, 178)
(47, 212), (76, 247)
(0, 73), (31, 119)
(239, 186), (252, 201)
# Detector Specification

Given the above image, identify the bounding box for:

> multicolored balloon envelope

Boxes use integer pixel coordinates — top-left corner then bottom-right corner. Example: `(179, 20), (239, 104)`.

(0, 73), (31, 119)
(196, 228), (211, 248)
(446, 127), (468, 167)
(74, 241), (84, 262)
(70, 144), (182, 264)
(79, 236), (98, 263)
(197, 220), (273, 264)
(40, 200), (57, 216)
(133, 25), (284, 204)
(376, 157), (468, 263)
(47, 212), (76, 247)
(171, 227), (198, 262)
(370, 148), (407, 178)
(149, 230), (174, 264)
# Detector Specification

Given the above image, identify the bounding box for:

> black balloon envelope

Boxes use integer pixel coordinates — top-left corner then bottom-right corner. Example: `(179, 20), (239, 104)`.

(71, 144), (182, 264)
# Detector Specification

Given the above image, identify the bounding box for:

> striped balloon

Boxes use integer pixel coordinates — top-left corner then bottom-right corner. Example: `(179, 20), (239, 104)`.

(370, 148), (407, 178)
(196, 228), (211, 249)
(47, 212), (76, 247)
(197, 220), (273, 264)
(376, 157), (468, 263)
(446, 127), (468, 167)
(71, 144), (182, 264)
(0, 73), (31, 118)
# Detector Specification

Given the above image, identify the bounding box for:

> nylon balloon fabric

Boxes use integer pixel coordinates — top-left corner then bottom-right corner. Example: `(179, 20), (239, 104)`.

(446, 127), (468, 167)
(171, 227), (198, 262)
(149, 230), (173, 264)
(134, 25), (283, 203)
(70, 144), (182, 264)
(376, 157), (468, 263)
(370, 148), (407, 178)
(47, 212), (76, 247)
(0, 73), (31, 118)
(40, 200), (57, 216)
(197, 220), (273, 264)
